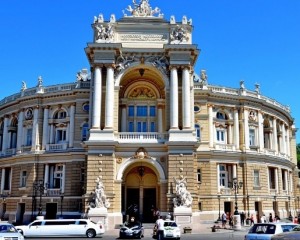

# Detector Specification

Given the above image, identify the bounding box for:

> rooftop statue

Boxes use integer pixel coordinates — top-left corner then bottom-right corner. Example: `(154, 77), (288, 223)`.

(123, 0), (162, 17)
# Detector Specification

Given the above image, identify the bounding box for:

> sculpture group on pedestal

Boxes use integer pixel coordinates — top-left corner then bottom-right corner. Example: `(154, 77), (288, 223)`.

(173, 177), (193, 208)
(90, 177), (110, 209)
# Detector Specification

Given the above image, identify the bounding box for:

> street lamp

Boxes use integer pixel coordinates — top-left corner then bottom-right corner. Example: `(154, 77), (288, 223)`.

(217, 193), (221, 221)
(232, 178), (243, 215)
(60, 190), (64, 218)
(247, 195), (250, 218)
(33, 180), (47, 216)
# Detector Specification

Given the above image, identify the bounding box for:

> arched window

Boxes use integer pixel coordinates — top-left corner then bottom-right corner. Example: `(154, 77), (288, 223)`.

(54, 110), (67, 119)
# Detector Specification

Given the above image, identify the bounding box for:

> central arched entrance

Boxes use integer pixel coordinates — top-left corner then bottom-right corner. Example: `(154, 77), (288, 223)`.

(122, 165), (159, 223)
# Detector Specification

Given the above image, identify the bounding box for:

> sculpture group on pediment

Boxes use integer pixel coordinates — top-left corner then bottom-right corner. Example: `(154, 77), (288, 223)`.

(173, 177), (193, 208)
(124, 0), (162, 17)
(95, 23), (114, 43)
(170, 25), (189, 44)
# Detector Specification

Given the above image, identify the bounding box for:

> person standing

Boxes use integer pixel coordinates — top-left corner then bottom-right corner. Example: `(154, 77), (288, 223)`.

(155, 216), (165, 240)
(221, 212), (227, 228)
(240, 212), (245, 226)
(261, 214), (267, 223)
(269, 213), (273, 222)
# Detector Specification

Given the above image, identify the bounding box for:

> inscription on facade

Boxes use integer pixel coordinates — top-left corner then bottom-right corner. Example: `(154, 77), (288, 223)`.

(119, 34), (167, 42)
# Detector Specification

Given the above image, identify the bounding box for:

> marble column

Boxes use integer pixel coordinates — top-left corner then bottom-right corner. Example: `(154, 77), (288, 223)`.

(170, 67), (178, 129)
(158, 105), (163, 133)
(208, 105), (214, 148)
(0, 169), (5, 193)
(92, 66), (102, 129)
(44, 164), (49, 187)
(121, 105), (127, 132)
(286, 126), (290, 156)
(234, 108), (239, 150)
(182, 67), (191, 129)
(233, 164), (237, 179)
(258, 111), (264, 151)
(49, 124), (54, 144)
(31, 107), (39, 151)
(16, 110), (24, 153)
(105, 66), (114, 129)
(42, 106), (49, 150)
(281, 124), (286, 155)
(275, 168), (279, 192)
(244, 108), (249, 150)
(62, 164), (66, 193)
(273, 118), (278, 152)
(69, 104), (75, 148)
(2, 116), (9, 154)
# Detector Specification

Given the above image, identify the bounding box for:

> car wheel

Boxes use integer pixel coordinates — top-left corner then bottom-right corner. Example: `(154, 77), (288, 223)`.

(86, 229), (96, 238)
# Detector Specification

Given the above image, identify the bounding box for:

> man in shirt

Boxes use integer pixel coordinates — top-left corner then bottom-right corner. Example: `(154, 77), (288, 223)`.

(155, 216), (164, 240)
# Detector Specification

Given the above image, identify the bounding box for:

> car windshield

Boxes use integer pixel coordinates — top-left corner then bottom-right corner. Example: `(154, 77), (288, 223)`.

(248, 224), (276, 234)
(0, 224), (18, 233)
(292, 226), (300, 231)
(164, 221), (177, 227)
(281, 225), (298, 232)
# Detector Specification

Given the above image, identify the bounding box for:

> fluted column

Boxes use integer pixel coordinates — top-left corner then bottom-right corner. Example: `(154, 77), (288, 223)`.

(182, 67), (191, 129)
(258, 111), (264, 151)
(92, 66), (102, 129)
(228, 124), (233, 144)
(244, 108), (249, 150)
(16, 110), (24, 153)
(273, 118), (278, 152)
(170, 67), (178, 129)
(121, 105), (127, 132)
(42, 106), (49, 150)
(69, 104), (75, 148)
(62, 164), (66, 193)
(208, 105), (214, 148)
(281, 124), (286, 154)
(49, 124), (54, 144)
(275, 168), (279, 192)
(289, 172), (293, 194)
(286, 126), (290, 156)
(44, 164), (49, 187)
(31, 107), (39, 151)
(233, 164), (237, 179)
(234, 108), (239, 150)
(105, 66), (114, 129)
(2, 116), (9, 154)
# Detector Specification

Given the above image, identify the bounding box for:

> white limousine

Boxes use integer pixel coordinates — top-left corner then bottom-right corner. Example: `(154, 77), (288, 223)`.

(16, 219), (105, 238)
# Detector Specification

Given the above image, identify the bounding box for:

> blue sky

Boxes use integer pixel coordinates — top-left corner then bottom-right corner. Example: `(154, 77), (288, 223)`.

(0, 0), (299, 143)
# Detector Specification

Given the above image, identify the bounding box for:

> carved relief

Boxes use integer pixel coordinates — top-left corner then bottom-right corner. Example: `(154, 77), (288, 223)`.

(129, 87), (155, 99)
(170, 25), (189, 44)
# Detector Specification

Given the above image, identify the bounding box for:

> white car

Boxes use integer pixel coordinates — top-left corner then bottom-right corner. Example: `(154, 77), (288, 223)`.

(245, 222), (299, 240)
(153, 220), (181, 240)
(16, 219), (105, 238)
(0, 222), (24, 240)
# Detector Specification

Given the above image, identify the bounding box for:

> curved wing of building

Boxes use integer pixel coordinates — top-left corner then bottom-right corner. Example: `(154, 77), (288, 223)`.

(0, 0), (298, 229)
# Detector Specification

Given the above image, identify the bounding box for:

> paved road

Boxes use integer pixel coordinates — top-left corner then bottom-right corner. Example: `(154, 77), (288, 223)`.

(25, 230), (247, 240)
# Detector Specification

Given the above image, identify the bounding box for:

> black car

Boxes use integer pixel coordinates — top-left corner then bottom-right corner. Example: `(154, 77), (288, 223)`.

(119, 220), (144, 239)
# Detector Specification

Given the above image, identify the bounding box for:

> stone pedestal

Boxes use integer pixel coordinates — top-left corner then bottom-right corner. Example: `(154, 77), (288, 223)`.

(173, 207), (192, 224)
(88, 207), (108, 228)
(233, 214), (241, 230)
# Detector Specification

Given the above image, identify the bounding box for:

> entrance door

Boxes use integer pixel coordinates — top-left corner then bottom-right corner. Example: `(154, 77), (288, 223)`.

(16, 203), (25, 225)
(143, 188), (156, 223)
(255, 201), (262, 223)
(126, 188), (140, 220)
(45, 203), (57, 219)
(224, 201), (232, 215)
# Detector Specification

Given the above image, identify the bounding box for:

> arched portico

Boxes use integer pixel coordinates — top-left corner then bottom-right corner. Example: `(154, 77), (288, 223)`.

(117, 157), (166, 223)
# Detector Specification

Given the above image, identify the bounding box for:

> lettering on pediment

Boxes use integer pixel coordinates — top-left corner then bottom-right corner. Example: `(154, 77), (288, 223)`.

(119, 33), (168, 42)
(129, 87), (155, 99)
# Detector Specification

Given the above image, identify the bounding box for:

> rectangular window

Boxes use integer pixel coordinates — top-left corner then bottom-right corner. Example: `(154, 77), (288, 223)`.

(137, 122), (147, 132)
(128, 122), (134, 132)
(56, 130), (67, 143)
(269, 168), (276, 189)
(216, 130), (225, 143)
(137, 106), (147, 116)
(128, 106), (134, 117)
(282, 170), (287, 191)
(150, 106), (156, 116)
(150, 122), (156, 132)
(20, 170), (27, 188)
(253, 170), (260, 187)
(26, 128), (32, 146)
(4, 168), (11, 190)
(197, 169), (201, 183)
(249, 129), (256, 146)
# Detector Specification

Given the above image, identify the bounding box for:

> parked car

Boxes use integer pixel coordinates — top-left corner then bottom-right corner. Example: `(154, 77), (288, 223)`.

(153, 220), (181, 240)
(119, 218), (144, 239)
(16, 219), (105, 238)
(244, 222), (299, 240)
(271, 225), (300, 240)
(0, 222), (24, 240)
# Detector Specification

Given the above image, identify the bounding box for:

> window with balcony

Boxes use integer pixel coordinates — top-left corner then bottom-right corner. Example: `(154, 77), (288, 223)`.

(20, 171), (27, 188)
(127, 105), (157, 132)
(56, 129), (67, 143)
(48, 164), (64, 189)
(253, 170), (260, 187)
(219, 164), (229, 187)
(216, 129), (226, 143)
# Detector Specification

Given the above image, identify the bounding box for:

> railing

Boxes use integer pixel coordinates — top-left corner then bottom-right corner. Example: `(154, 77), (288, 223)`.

(116, 132), (168, 143)
(5, 148), (16, 156)
(21, 146), (32, 153)
(46, 143), (68, 151)
(214, 143), (236, 151)
(47, 188), (61, 196)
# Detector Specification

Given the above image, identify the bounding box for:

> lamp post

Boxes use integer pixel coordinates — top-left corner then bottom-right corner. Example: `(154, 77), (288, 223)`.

(60, 191), (64, 218)
(217, 192), (221, 221)
(33, 180), (47, 217)
(288, 196), (293, 221)
(232, 177), (243, 230)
